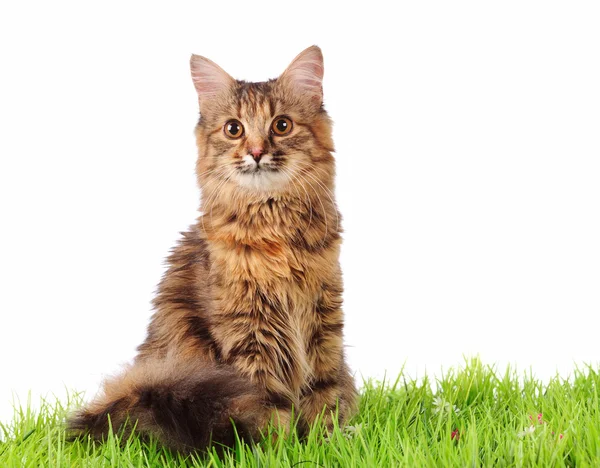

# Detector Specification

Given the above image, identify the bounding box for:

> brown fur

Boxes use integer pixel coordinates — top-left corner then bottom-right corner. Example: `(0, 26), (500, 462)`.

(68, 46), (357, 453)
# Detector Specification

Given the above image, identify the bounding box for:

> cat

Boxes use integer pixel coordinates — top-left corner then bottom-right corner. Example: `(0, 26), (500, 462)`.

(68, 45), (357, 453)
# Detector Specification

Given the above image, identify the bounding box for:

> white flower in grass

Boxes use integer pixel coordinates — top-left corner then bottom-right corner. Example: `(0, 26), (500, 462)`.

(343, 423), (363, 439)
(517, 425), (536, 438)
(432, 396), (461, 415)
(432, 396), (445, 414)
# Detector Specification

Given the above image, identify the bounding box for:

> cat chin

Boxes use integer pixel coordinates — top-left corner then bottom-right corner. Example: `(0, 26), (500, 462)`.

(233, 170), (291, 192)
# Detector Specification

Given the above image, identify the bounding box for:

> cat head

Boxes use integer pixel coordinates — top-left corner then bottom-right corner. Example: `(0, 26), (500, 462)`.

(190, 46), (334, 202)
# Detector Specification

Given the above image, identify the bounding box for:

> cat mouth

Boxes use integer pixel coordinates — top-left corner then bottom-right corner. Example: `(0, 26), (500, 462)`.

(238, 166), (279, 175)
(233, 164), (290, 191)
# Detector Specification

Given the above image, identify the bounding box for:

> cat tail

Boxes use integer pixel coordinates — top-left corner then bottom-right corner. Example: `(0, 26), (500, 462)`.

(66, 357), (266, 453)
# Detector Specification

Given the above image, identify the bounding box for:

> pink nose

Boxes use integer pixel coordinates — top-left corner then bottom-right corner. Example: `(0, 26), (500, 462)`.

(250, 147), (264, 158)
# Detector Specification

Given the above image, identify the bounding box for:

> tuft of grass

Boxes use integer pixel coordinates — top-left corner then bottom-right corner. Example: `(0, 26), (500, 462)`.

(2, 358), (600, 466)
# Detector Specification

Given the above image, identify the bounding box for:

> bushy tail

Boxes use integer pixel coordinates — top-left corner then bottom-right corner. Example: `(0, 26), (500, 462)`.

(67, 357), (266, 453)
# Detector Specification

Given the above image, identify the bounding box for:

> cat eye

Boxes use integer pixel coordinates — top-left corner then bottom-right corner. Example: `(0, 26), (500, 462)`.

(271, 116), (293, 136)
(224, 119), (244, 139)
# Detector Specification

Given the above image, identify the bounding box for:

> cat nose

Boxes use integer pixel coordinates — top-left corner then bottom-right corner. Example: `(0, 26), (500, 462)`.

(249, 147), (264, 162)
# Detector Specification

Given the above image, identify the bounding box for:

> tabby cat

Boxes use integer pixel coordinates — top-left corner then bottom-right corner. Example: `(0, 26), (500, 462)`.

(68, 46), (357, 453)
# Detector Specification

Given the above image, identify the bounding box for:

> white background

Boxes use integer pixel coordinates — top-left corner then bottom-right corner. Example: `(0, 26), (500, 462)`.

(1, 1), (599, 425)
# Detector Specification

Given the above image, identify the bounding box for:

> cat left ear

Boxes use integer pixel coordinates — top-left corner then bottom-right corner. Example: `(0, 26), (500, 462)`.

(279, 46), (324, 107)
(190, 54), (235, 105)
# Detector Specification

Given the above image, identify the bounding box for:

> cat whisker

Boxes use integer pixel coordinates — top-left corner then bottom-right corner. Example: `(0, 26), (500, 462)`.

(200, 168), (228, 207)
(297, 164), (340, 234)
(196, 167), (221, 179)
(200, 167), (231, 234)
(279, 167), (313, 232)
(203, 172), (234, 282)
(290, 169), (329, 247)
(199, 167), (230, 196)
(208, 167), (237, 232)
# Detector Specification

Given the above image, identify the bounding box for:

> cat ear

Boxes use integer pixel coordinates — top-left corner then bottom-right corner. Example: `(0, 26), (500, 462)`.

(279, 46), (324, 107)
(190, 54), (235, 104)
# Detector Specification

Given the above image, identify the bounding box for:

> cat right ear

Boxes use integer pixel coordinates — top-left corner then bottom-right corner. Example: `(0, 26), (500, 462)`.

(279, 46), (324, 108)
(190, 54), (235, 105)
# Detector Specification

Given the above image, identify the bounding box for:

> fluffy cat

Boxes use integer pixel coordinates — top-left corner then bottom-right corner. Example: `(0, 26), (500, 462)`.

(68, 46), (357, 453)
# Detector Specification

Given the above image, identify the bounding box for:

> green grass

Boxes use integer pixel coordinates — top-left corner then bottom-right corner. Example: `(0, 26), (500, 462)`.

(2, 358), (600, 467)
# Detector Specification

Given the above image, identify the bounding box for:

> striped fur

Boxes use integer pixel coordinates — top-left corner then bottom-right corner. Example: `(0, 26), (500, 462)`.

(68, 46), (357, 453)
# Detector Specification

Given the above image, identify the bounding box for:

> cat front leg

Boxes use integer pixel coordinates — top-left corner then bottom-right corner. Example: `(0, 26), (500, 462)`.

(300, 280), (358, 432)
(300, 361), (356, 433)
(210, 295), (306, 435)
